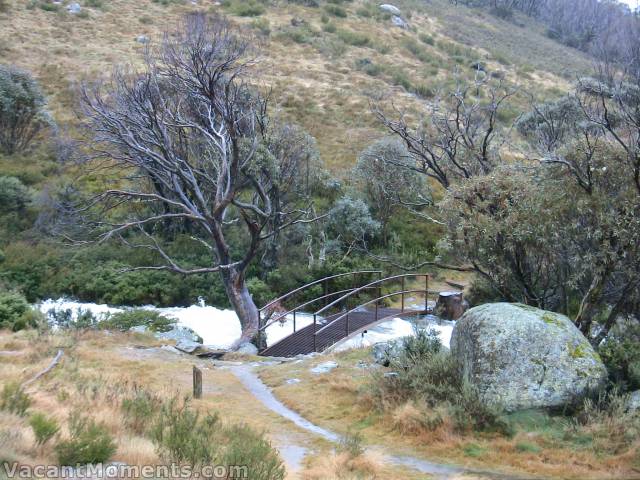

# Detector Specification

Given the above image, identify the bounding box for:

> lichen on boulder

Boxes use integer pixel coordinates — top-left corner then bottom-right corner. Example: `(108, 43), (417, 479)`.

(450, 303), (608, 411)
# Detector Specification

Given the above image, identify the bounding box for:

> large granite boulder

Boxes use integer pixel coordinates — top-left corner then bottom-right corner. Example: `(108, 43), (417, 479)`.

(450, 303), (607, 411)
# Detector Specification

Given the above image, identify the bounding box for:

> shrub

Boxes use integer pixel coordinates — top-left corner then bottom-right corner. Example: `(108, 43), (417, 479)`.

(251, 17), (271, 36)
(599, 322), (640, 391)
(336, 29), (369, 47)
(338, 429), (364, 458)
(419, 33), (435, 45)
(0, 382), (31, 416)
(0, 65), (52, 154)
(219, 424), (285, 480)
(324, 4), (347, 17)
(451, 383), (512, 435)
(101, 309), (174, 332)
(152, 396), (285, 479)
(29, 413), (59, 446)
(54, 413), (117, 466)
(0, 290), (38, 332)
(0, 176), (31, 211)
(151, 396), (220, 464)
(231, 1), (265, 17)
(121, 389), (161, 435)
(370, 327), (512, 435)
(570, 389), (640, 454)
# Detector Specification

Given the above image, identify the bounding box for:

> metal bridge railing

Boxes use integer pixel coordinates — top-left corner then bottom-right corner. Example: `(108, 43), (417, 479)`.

(257, 270), (382, 335)
(311, 273), (430, 352)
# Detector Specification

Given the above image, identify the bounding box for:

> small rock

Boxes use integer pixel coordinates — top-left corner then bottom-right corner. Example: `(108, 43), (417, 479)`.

(372, 340), (404, 366)
(383, 371), (399, 378)
(175, 340), (203, 354)
(627, 391), (640, 412)
(291, 17), (306, 27)
(391, 15), (409, 29)
(286, 378), (301, 385)
(310, 361), (338, 374)
(379, 4), (402, 15)
(129, 325), (148, 334)
(136, 35), (149, 44)
(67, 2), (81, 14)
(237, 342), (259, 355)
(155, 325), (202, 343)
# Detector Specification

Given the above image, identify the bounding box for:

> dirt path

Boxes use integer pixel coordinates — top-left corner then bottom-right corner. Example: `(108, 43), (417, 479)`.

(231, 364), (538, 480)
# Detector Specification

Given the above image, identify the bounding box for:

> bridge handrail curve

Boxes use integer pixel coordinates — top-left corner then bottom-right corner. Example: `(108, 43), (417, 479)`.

(313, 273), (428, 317)
(314, 288), (428, 336)
(259, 270), (382, 314)
(258, 286), (379, 332)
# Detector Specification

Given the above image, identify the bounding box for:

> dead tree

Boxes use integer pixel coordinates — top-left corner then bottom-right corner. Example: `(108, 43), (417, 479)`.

(79, 14), (320, 346)
(372, 79), (515, 190)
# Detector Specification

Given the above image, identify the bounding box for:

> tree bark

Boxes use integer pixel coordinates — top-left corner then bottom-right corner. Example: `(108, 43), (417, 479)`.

(221, 267), (260, 345)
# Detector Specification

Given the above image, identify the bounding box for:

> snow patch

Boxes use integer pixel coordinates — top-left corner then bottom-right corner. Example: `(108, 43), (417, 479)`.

(333, 316), (454, 352)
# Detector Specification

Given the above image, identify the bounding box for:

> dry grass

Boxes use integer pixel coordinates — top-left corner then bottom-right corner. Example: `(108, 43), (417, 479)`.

(302, 451), (382, 480)
(259, 347), (640, 479)
(0, 328), (423, 479)
(0, 0), (589, 174)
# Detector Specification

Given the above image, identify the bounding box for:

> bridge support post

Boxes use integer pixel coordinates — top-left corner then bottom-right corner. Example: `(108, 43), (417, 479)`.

(293, 310), (296, 332)
(313, 314), (317, 352)
(401, 276), (405, 312)
(346, 313), (349, 336)
(425, 275), (429, 312)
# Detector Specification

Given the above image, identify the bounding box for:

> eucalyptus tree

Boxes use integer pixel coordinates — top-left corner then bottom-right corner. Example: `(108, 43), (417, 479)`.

(79, 14), (322, 345)
(353, 138), (430, 244)
(0, 65), (52, 155)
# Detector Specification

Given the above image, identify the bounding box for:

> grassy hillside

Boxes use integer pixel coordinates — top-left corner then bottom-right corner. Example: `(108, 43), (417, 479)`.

(0, 0), (592, 173)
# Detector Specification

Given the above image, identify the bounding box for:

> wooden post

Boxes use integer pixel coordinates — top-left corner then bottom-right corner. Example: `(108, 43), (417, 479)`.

(401, 276), (405, 312)
(192, 366), (202, 399)
(425, 275), (429, 312)
(293, 310), (297, 332)
(346, 313), (349, 336)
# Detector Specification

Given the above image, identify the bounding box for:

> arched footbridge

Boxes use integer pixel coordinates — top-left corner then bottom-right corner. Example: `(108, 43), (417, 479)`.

(258, 271), (432, 357)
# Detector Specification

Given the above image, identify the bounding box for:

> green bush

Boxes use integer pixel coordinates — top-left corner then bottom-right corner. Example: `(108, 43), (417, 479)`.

(230, 1), (265, 17)
(219, 424), (285, 480)
(121, 389), (161, 435)
(336, 29), (369, 47)
(451, 383), (512, 435)
(324, 4), (347, 17)
(599, 323), (640, 391)
(371, 327), (511, 435)
(0, 64), (52, 154)
(419, 33), (435, 45)
(0, 290), (39, 332)
(152, 396), (284, 479)
(251, 17), (271, 35)
(0, 382), (31, 416)
(0, 176), (31, 211)
(54, 413), (117, 466)
(101, 309), (174, 333)
(29, 412), (59, 446)
(151, 396), (220, 464)
(337, 429), (364, 458)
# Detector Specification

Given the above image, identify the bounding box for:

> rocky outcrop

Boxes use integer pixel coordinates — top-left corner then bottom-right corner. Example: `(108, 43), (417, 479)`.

(450, 303), (608, 411)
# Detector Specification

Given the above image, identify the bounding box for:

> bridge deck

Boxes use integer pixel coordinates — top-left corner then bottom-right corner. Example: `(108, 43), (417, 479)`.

(260, 308), (422, 357)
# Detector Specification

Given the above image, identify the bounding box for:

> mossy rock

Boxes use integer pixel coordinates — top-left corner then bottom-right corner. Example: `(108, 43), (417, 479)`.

(450, 303), (607, 412)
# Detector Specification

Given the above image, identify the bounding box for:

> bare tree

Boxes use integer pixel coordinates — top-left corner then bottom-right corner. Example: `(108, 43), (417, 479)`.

(78, 14), (321, 346)
(373, 79), (515, 190)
